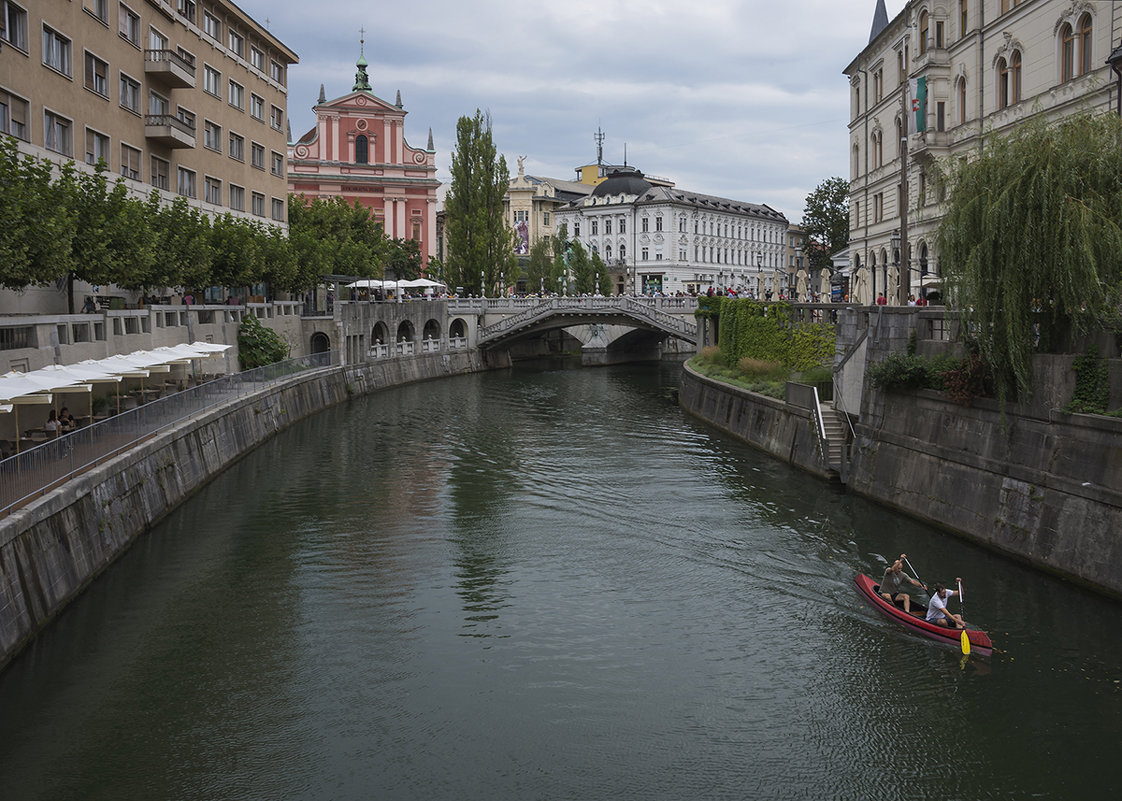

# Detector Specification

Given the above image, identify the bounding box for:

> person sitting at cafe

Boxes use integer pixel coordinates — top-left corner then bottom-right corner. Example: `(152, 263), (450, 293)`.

(59, 407), (75, 431)
(44, 409), (60, 434)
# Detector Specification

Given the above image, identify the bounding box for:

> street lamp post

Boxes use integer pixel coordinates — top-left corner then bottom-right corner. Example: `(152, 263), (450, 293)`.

(756, 253), (763, 299)
(795, 246), (803, 300)
(481, 271), (485, 299)
(889, 231), (900, 305)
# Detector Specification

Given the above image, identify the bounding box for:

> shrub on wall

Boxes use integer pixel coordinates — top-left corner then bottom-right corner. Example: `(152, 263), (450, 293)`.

(238, 314), (289, 370)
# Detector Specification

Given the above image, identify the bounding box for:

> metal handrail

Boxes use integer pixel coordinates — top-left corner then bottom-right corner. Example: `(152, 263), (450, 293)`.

(0, 351), (338, 517)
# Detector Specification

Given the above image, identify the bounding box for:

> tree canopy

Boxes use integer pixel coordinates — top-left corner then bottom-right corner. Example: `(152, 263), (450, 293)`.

(801, 176), (850, 270)
(936, 112), (1122, 403)
(444, 109), (515, 294)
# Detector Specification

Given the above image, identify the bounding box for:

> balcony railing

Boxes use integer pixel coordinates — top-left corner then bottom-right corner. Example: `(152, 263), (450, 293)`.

(144, 114), (196, 148)
(144, 49), (196, 88)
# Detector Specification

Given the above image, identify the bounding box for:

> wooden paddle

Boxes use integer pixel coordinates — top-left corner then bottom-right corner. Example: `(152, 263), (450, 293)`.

(958, 579), (970, 655)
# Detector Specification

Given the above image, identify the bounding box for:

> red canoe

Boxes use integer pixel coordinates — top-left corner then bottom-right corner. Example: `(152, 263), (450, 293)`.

(854, 574), (993, 655)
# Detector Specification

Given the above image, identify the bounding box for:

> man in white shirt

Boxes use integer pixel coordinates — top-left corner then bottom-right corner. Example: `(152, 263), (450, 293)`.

(926, 580), (965, 629)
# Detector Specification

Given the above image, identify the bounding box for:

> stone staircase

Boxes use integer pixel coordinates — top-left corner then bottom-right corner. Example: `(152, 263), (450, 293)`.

(819, 403), (847, 469)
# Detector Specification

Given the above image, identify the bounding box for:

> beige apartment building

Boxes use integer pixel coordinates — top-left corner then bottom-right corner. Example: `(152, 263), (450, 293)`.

(0, 0), (297, 310)
(845, 0), (1121, 305)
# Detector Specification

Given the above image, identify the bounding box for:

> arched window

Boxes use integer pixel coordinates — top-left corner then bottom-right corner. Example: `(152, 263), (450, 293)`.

(872, 131), (882, 169)
(1060, 23), (1075, 81)
(919, 10), (930, 54)
(355, 134), (368, 164)
(895, 118), (904, 156)
(605, 243), (612, 261)
(1011, 51), (1022, 103)
(619, 244), (626, 260)
(960, 0), (968, 39)
(1079, 14), (1093, 76)
(998, 57), (1010, 107)
(957, 76), (967, 125)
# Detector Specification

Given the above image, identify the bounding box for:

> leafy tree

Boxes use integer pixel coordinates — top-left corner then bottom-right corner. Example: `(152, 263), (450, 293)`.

(801, 176), (850, 270)
(209, 214), (262, 290)
(237, 313), (289, 369)
(565, 241), (590, 296)
(386, 238), (421, 281)
(0, 138), (77, 289)
(590, 250), (611, 295)
(526, 237), (554, 294)
(444, 109), (515, 294)
(936, 113), (1122, 403)
(287, 194), (388, 284)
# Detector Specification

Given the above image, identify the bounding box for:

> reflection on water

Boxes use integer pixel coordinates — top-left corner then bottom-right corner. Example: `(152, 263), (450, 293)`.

(0, 363), (1120, 800)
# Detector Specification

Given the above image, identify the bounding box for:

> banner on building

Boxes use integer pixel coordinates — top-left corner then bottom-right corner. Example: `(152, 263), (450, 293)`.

(908, 76), (927, 134)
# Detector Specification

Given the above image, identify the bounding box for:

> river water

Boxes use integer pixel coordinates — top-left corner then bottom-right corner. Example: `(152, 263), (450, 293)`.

(0, 363), (1120, 800)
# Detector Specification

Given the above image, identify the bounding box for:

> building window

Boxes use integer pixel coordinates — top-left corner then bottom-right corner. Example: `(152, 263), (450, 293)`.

(998, 51), (1021, 106)
(872, 130), (882, 168)
(177, 166), (196, 198)
(250, 46), (264, 71)
(204, 120), (221, 151)
(176, 0), (195, 23)
(619, 219), (625, 234)
(271, 197), (284, 221)
(85, 128), (109, 166)
(229, 132), (244, 161)
(176, 105), (194, 130)
(605, 243), (612, 260)
(83, 0), (108, 24)
(250, 94), (264, 120)
(203, 12), (220, 41)
(919, 10), (929, 54)
(543, 212), (550, 226)
(149, 90), (169, 117)
(957, 77), (967, 125)
(960, 0), (968, 39)
(270, 105), (283, 131)
(251, 142), (264, 169)
(251, 192), (265, 216)
(204, 65), (220, 96)
(120, 143), (140, 180)
(270, 151), (284, 177)
(1060, 24), (1075, 82)
(591, 219), (598, 235)
(44, 110), (73, 155)
(642, 217), (648, 232)
(228, 30), (244, 58)
(229, 184), (245, 211)
(0, 89), (30, 140)
(269, 60), (284, 84)
(120, 73), (141, 113)
(204, 176), (221, 205)
(228, 80), (244, 110)
(42, 26), (72, 76)
(604, 219), (612, 235)
(1, 1), (28, 51)
(936, 101), (945, 131)
(118, 4), (140, 45)
(619, 244), (626, 260)
(355, 134), (368, 163)
(1079, 14), (1093, 77)
(679, 217), (686, 233)
(641, 247), (649, 260)
(655, 216), (663, 232)
(151, 155), (169, 190)
(573, 222), (580, 237)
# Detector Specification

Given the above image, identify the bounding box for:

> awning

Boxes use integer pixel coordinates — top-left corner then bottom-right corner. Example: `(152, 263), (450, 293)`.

(921, 275), (942, 288)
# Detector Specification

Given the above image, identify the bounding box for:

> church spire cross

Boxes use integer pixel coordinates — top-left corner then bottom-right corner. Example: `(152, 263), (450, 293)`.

(353, 29), (372, 92)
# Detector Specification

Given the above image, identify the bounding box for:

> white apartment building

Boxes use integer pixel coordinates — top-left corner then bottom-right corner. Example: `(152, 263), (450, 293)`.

(554, 167), (788, 297)
(845, 0), (1121, 304)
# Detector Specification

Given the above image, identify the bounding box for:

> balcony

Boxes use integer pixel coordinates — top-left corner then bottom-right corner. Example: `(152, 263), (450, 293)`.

(144, 49), (196, 88)
(144, 114), (196, 148)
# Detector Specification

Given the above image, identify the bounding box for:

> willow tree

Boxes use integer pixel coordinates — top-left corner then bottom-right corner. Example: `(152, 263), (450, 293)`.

(936, 113), (1122, 403)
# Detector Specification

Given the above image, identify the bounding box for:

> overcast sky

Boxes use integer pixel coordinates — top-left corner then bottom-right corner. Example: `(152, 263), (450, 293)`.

(240, 1), (905, 223)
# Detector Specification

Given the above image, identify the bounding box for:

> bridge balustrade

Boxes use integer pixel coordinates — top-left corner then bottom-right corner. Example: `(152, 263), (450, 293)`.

(395, 341), (416, 356)
(421, 338), (441, 354)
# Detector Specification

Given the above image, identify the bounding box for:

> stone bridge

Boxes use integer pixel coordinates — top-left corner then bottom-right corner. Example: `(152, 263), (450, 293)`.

(333, 296), (700, 366)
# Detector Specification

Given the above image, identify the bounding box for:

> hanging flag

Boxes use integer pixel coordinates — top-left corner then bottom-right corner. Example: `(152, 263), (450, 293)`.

(909, 76), (927, 133)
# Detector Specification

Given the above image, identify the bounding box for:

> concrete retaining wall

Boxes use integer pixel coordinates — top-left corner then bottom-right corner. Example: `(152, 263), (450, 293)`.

(678, 362), (833, 480)
(679, 360), (1122, 599)
(0, 350), (486, 670)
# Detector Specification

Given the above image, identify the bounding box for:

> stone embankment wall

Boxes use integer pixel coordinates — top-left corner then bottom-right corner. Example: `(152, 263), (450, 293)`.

(679, 359), (1122, 599)
(678, 362), (832, 480)
(0, 351), (488, 671)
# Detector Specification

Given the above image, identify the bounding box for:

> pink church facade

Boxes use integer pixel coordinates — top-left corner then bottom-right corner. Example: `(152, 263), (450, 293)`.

(288, 54), (439, 268)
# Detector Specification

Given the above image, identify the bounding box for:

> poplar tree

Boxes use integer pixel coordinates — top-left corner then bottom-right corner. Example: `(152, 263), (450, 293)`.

(936, 113), (1122, 403)
(444, 110), (515, 294)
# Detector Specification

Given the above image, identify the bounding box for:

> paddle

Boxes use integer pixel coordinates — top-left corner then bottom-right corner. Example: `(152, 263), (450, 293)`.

(958, 579), (970, 655)
(901, 554), (926, 590)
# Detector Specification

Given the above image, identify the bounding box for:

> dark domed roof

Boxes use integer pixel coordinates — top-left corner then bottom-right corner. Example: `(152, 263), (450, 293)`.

(591, 167), (651, 198)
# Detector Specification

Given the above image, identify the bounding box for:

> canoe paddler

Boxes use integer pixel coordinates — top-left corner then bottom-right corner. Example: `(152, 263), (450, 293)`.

(926, 579), (966, 629)
(879, 555), (925, 614)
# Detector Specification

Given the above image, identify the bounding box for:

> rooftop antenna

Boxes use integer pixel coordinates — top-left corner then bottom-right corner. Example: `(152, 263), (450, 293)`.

(594, 125), (605, 167)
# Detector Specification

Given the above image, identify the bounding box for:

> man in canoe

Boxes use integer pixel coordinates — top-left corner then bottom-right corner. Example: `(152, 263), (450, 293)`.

(879, 555), (925, 614)
(926, 580), (966, 629)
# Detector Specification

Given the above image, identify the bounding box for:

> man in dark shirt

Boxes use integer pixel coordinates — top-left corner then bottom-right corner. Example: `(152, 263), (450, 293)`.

(880, 555), (925, 614)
